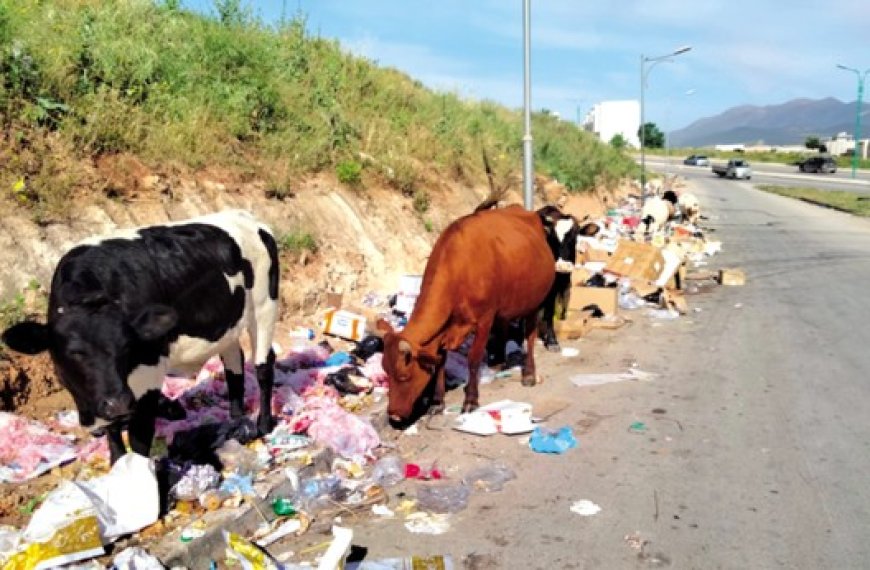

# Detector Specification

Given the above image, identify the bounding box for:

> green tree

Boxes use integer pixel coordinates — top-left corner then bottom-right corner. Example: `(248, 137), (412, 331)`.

(805, 135), (821, 150)
(609, 133), (627, 150)
(638, 122), (664, 148)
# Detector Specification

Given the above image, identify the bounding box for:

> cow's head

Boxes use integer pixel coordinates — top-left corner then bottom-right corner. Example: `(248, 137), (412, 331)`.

(539, 207), (580, 272)
(2, 295), (177, 429)
(376, 319), (441, 423)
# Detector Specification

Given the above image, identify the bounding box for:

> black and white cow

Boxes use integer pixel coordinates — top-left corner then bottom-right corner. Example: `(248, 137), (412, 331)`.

(1, 210), (280, 463)
(537, 206), (580, 351)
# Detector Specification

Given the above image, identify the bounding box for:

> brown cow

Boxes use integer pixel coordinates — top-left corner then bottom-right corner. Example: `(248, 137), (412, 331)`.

(377, 204), (556, 423)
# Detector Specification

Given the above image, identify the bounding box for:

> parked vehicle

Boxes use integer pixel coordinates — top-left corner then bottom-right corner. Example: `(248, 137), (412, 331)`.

(683, 154), (710, 166)
(711, 159), (752, 180)
(798, 156), (837, 174)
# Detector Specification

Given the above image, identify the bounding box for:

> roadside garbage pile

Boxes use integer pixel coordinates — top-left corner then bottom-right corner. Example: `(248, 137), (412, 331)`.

(0, 185), (747, 569)
(553, 188), (743, 337)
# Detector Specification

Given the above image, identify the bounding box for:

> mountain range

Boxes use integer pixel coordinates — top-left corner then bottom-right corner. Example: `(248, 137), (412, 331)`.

(669, 97), (870, 147)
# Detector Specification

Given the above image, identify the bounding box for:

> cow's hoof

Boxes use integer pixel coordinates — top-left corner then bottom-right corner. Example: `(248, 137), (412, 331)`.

(257, 416), (276, 436)
(545, 342), (561, 353)
(461, 401), (479, 414)
(521, 374), (538, 387)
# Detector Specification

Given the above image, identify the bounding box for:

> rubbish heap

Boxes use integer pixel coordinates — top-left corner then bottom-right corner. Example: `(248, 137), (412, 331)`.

(0, 183), (745, 569)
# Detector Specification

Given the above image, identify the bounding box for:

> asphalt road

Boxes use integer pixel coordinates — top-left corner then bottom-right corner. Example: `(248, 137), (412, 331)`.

(278, 177), (870, 569)
(646, 157), (870, 193)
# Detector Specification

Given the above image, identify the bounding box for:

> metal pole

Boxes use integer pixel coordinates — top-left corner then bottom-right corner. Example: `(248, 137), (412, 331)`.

(640, 54), (647, 205)
(853, 74), (865, 179)
(522, 0), (533, 210)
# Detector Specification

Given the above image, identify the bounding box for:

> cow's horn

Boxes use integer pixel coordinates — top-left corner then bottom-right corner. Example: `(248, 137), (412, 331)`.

(398, 340), (412, 354)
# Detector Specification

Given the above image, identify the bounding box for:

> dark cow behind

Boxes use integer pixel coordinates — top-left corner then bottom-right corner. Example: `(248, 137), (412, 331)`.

(536, 206), (599, 352)
(1, 210), (279, 463)
(378, 204), (555, 424)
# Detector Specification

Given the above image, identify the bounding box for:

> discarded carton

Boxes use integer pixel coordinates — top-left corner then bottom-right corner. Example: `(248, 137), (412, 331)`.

(570, 266), (593, 286)
(661, 290), (689, 314)
(568, 286), (618, 315)
(320, 309), (367, 342)
(395, 274), (423, 315)
(554, 309), (595, 339)
(718, 268), (746, 286)
(605, 240), (666, 282)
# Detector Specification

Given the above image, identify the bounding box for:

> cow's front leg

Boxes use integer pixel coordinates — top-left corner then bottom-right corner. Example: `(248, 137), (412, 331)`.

(128, 390), (159, 457)
(105, 423), (127, 464)
(463, 317), (495, 413)
(521, 313), (542, 386)
(425, 365), (447, 430)
(541, 283), (561, 353)
(255, 348), (276, 435)
(221, 346), (246, 419)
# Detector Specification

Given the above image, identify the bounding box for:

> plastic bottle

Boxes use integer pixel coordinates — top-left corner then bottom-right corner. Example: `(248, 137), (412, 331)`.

(289, 327), (316, 340)
(371, 455), (406, 487)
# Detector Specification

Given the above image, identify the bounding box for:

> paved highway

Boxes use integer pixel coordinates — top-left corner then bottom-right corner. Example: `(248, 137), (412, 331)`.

(646, 157), (870, 193)
(281, 176), (870, 569)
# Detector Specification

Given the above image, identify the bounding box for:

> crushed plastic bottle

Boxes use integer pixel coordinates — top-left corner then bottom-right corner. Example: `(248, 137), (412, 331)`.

(371, 455), (406, 487)
(416, 483), (470, 513)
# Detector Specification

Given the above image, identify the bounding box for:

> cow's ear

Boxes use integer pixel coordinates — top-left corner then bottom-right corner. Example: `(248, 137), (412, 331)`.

(131, 305), (178, 341)
(2, 321), (50, 355)
(376, 318), (395, 336)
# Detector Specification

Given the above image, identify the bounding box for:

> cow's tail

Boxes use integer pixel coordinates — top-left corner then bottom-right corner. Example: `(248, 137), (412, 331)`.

(475, 148), (507, 212)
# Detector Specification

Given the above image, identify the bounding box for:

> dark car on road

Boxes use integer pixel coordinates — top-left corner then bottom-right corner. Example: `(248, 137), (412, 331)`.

(683, 154), (710, 166)
(798, 156), (837, 174)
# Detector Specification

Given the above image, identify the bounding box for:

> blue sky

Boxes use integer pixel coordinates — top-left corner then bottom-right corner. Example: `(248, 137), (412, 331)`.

(185, 1), (870, 132)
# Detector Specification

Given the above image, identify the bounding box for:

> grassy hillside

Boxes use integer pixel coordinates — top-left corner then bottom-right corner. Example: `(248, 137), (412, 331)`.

(0, 0), (637, 221)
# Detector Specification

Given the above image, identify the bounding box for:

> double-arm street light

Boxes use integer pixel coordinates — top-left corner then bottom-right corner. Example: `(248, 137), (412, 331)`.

(640, 45), (691, 203)
(836, 64), (870, 179)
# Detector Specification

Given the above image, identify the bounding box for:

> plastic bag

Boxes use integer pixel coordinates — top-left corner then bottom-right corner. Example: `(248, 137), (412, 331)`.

(415, 483), (470, 514)
(171, 464), (220, 501)
(370, 455), (405, 488)
(528, 426), (578, 454)
(215, 439), (261, 476)
(463, 463), (516, 493)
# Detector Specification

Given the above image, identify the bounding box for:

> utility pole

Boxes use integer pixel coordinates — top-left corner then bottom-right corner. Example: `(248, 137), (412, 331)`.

(522, 0), (533, 210)
(836, 64), (869, 179)
(640, 46), (691, 205)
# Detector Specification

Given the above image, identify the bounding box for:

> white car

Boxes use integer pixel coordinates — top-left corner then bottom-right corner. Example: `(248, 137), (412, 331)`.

(683, 155), (710, 167)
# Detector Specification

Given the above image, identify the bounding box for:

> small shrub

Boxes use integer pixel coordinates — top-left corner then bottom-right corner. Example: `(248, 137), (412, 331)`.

(0, 293), (26, 331)
(423, 218), (434, 233)
(336, 160), (362, 185)
(277, 230), (317, 255)
(412, 188), (430, 214)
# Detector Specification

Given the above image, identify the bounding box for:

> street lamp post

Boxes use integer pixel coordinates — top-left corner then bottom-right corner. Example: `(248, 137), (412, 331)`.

(521, 0), (533, 210)
(640, 46), (691, 204)
(666, 89), (696, 172)
(836, 64), (870, 179)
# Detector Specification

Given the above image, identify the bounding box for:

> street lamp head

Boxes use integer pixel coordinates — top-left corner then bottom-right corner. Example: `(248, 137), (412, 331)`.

(673, 45), (692, 56)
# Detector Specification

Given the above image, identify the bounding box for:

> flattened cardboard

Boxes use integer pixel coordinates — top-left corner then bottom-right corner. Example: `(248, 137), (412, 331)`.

(554, 309), (595, 339)
(568, 286), (618, 315)
(604, 240), (666, 282)
(718, 268), (746, 286)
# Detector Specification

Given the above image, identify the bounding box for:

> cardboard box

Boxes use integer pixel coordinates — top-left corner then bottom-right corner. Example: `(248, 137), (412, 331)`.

(320, 308), (367, 342)
(395, 274), (423, 315)
(554, 309), (595, 339)
(718, 268), (746, 286)
(568, 286), (618, 315)
(604, 240), (666, 282)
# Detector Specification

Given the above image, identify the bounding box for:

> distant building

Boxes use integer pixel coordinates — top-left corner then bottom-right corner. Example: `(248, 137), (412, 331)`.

(714, 144), (745, 152)
(582, 100), (641, 148)
(824, 131), (869, 158)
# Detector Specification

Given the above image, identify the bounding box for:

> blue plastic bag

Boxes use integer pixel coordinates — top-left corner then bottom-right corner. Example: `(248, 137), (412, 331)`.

(529, 426), (578, 454)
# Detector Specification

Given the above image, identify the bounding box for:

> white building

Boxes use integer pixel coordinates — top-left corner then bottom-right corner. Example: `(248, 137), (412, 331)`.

(824, 131), (869, 159)
(582, 100), (641, 148)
